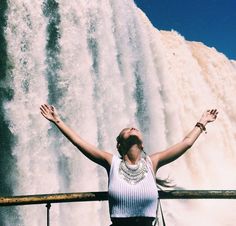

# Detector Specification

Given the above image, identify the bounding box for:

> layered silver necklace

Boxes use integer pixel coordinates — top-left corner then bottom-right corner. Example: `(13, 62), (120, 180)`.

(119, 158), (148, 185)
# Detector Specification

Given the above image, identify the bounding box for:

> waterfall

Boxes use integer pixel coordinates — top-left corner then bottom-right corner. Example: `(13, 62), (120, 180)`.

(1, 0), (236, 225)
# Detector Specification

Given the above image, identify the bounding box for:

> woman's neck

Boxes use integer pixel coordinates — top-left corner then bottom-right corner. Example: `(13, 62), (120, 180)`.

(123, 144), (142, 164)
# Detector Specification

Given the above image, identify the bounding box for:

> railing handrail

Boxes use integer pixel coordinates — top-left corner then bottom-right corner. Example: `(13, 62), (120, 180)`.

(0, 191), (108, 206)
(1, 190), (236, 206)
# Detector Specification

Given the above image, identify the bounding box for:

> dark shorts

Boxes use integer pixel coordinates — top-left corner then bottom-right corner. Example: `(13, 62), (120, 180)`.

(110, 217), (155, 226)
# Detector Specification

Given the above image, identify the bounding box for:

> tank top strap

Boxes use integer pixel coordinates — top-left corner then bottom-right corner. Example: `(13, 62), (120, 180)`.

(145, 156), (154, 173)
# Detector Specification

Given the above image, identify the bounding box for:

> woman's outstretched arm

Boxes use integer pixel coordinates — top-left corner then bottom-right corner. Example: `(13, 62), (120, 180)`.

(40, 104), (112, 169)
(150, 109), (218, 173)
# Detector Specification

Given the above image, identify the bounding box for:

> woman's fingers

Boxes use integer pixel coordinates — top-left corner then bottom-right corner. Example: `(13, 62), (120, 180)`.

(207, 109), (218, 115)
(40, 106), (49, 118)
(40, 104), (53, 116)
(40, 108), (48, 119)
(40, 104), (53, 112)
(44, 104), (51, 111)
(208, 109), (218, 120)
(203, 109), (218, 122)
(40, 105), (46, 113)
(210, 109), (217, 114)
(212, 109), (218, 116)
(40, 105), (48, 114)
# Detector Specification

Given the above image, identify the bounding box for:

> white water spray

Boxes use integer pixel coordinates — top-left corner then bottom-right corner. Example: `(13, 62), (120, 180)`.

(5, 0), (60, 225)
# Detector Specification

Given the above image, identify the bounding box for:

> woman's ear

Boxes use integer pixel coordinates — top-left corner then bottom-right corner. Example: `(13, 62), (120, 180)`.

(138, 143), (144, 150)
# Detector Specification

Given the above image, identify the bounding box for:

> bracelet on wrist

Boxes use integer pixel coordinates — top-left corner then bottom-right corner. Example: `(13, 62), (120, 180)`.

(195, 122), (207, 134)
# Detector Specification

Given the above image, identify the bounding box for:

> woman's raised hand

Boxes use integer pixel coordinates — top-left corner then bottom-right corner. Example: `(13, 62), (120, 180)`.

(40, 104), (60, 123)
(199, 109), (218, 124)
(40, 104), (112, 168)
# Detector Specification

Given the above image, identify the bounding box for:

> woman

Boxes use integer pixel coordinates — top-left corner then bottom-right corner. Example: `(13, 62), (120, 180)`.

(40, 104), (218, 226)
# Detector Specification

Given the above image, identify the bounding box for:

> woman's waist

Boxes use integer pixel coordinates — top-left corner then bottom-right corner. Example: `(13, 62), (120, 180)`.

(111, 216), (155, 226)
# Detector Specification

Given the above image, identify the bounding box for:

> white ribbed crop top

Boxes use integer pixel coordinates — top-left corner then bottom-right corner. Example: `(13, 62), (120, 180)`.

(108, 155), (158, 218)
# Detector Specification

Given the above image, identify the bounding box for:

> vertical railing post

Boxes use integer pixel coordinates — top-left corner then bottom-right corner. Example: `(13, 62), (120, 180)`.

(46, 203), (51, 226)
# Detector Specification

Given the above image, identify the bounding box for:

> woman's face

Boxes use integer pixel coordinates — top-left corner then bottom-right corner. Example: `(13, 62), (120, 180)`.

(117, 128), (144, 156)
(119, 127), (143, 142)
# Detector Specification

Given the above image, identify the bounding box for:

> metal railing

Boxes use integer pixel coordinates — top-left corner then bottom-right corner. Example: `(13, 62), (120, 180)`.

(1, 190), (236, 225)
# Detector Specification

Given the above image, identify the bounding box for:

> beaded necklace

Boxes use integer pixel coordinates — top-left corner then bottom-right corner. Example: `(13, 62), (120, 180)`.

(119, 158), (148, 185)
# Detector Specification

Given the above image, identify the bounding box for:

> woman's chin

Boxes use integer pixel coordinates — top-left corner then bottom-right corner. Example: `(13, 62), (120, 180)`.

(126, 135), (142, 146)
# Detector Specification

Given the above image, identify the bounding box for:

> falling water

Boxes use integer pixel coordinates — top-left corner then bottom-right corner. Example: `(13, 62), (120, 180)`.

(1, 0), (236, 225)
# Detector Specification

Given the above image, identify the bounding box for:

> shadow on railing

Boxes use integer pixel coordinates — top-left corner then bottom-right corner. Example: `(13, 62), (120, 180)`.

(1, 190), (236, 225)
